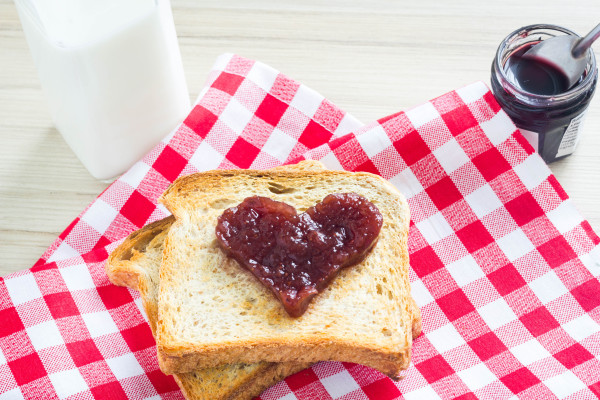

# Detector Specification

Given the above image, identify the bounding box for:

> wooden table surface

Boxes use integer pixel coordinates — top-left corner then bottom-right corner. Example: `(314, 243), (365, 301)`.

(1, 0), (599, 275)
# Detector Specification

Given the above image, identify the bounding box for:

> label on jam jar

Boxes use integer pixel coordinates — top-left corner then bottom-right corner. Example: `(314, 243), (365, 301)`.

(556, 112), (587, 158)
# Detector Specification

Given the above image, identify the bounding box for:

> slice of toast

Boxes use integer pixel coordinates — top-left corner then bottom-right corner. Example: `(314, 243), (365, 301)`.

(157, 166), (419, 378)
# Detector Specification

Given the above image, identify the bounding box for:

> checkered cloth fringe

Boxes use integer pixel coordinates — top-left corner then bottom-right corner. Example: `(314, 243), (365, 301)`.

(1, 53), (599, 400)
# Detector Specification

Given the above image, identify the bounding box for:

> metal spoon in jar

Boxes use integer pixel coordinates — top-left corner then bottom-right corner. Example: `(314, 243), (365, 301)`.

(522, 23), (600, 90)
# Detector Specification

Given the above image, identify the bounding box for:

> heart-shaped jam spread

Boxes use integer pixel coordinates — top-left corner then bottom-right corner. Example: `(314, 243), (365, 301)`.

(215, 192), (383, 317)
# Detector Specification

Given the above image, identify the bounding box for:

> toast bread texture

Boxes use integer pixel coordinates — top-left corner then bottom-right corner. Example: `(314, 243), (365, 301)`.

(157, 163), (418, 379)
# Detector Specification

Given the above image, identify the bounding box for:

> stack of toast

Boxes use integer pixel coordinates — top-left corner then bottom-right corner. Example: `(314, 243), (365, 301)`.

(106, 161), (421, 400)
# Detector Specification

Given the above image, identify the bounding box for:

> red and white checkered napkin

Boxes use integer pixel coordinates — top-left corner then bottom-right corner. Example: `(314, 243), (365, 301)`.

(1, 53), (600, 400)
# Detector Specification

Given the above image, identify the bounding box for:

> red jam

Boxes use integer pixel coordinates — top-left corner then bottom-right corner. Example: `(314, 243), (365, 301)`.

(215, 193), (383, 317)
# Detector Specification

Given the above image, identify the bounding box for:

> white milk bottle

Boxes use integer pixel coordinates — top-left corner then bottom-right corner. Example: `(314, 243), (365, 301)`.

(14, 0), (190, 180)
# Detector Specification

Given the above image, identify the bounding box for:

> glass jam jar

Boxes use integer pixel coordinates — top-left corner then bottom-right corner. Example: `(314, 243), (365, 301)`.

(491, 24), (597, 163)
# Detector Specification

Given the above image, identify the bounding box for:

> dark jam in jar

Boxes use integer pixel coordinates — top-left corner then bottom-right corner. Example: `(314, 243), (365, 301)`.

(215, 193), (383, 318)
(505, 46), (571, 96)
(491, 25), (597, 164)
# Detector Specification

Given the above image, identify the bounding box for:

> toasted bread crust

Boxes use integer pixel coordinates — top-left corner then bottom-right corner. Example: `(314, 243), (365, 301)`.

(158, 340), (410, 379)
(106, 216), (176, 290)
(175, 362), (310, 400)
(410, 298), (422, 339)
(157, 166), (417, 379)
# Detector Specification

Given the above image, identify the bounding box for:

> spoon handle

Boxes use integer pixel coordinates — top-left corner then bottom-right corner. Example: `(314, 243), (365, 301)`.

(572, 23), (600, 58)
